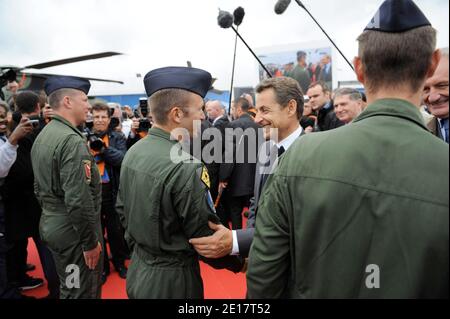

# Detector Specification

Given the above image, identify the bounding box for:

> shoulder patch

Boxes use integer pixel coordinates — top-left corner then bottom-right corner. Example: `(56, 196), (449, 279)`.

(83, 160), (92, 184)
(200, 166), (211, 189)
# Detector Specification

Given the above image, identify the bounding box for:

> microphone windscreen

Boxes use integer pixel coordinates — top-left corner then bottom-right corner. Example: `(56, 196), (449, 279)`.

(218, 10), (234, 29)
(274, 0), (291, 15)
(233, 7), (245, 26)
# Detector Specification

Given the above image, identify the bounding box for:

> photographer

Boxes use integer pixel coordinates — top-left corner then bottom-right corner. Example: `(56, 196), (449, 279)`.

(126, 98), (152, 149)
(89, 102), (128, 283)
(1, 92), (62, 297)
(1, 102), (35, 299)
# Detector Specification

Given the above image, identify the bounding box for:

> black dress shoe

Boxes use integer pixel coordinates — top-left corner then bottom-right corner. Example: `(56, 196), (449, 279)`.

(116, 266), (127, 279)
(26, 263), (36, 272)
(17, 275), (44, 291)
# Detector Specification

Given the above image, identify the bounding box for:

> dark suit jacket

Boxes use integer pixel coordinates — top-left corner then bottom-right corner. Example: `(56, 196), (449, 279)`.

(207, 115), (230, 199)
(426, 117), (445, 142)
(1, 128), (41, 240)
(102, 130), (127, 203)
(219, 114), (262, 197)
(317, 102), (345, 132)
(236, 131), (305, 257)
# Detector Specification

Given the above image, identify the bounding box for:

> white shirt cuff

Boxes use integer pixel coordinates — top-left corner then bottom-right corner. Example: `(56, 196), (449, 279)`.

(231, 230), (240, 255)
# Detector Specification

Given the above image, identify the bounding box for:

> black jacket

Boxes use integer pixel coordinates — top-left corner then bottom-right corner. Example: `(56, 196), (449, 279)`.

(1, 128), (41, 240)
(205, 115), (230, 198)
(219, 114), (262, 197)
(317, 102), (345, 132)
(97, 130), (127, 202)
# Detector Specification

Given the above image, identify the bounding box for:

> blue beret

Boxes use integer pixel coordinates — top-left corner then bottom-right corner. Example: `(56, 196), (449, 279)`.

(144, 67), (212, 98)
(44, 76), (91, 96)
(365, 0), (431, 33)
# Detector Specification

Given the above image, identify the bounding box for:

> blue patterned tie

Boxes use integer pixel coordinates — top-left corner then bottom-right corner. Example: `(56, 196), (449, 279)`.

(442, 119), (449, 144)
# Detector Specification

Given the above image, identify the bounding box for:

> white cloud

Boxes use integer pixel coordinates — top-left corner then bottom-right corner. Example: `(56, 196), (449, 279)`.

(1, 0), (448, 95)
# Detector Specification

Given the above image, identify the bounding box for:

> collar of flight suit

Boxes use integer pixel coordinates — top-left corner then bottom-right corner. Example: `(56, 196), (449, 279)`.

(51, 114), (86, 139)
(353, 98), (429, 132)
(148, 126), (179, 145)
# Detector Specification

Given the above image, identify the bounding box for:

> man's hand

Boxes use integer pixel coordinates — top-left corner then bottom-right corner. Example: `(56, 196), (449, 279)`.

(8, 117), (33, 146)
(43, 104), (54, 121)
(189, 221), (233, 258)
(219, 182), (228, 192)
(83, 242), (102, 270)
(130, 118), (140, 135)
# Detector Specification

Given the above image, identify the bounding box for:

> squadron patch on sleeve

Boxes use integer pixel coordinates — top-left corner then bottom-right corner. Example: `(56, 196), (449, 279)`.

(83, 160), (92, 184)
(200, 166), (211, 189)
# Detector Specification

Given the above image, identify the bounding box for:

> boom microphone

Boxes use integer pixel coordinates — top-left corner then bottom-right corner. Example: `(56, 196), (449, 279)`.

(274, 0), (292, 15)
(217, 10), (273, 78)
(275, 0), (354, 71)
(218, 10), (234, 29)
(233, 7), (245, 26)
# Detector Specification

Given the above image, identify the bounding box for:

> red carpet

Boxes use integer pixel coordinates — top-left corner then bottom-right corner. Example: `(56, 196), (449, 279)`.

(23, 240), (247, 299)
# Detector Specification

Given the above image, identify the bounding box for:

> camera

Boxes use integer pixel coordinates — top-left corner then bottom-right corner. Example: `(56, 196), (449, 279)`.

(28, 119), (40, 129)
(138, 118), (152, 132)
(109, 117), (121, 131)
(83, 131), (104, 152)
(139, 98), (149, 118)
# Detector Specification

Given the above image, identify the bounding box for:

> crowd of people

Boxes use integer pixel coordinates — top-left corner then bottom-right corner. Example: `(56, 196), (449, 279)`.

(0, 0), (448, 300)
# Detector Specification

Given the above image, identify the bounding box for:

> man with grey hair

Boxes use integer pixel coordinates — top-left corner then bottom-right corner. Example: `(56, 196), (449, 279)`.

(247, 0), (448, 299)
(424, 48), (449, 143)
(333, 88), (364, 124)
(205, 100), (226, 125)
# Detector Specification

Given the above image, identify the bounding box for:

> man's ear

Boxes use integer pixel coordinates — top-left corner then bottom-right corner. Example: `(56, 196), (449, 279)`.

(427, 49), (441, 78)
(62, 95), (72, 109)
(354, 56), (365, 85)
(287, 99), (298, 118)
(168, 106), (183, 124)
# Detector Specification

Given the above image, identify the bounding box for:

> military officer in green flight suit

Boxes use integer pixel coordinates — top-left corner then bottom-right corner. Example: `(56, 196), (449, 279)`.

(116, 66), (244, 299)
(31, 76), (103, 299)
(247, 0), (449, 299)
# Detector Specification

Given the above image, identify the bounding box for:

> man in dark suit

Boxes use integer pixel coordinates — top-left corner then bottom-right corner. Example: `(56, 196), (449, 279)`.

(216, 98), (261, 230)
(189, 77), (304, 258)
(424, 47), (449, 143)
(203, 101), (230, 202)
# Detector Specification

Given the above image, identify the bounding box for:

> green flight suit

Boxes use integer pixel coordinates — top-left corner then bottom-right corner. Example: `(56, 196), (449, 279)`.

(247, 99), (449, 299)
(31, 115), (103, 299)
(116, 127), (243, 299)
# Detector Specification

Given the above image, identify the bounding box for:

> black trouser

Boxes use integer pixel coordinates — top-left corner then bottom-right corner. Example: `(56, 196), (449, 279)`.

(218, 192), (250, 230)
(6, 238), (27, 285)
(33, 235), (60, 298)
(101, 182), (128, 273)
(0, 200), (21, 299)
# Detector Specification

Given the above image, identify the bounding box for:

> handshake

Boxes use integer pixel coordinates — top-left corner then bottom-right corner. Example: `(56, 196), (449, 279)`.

(189, 221), (248, 273)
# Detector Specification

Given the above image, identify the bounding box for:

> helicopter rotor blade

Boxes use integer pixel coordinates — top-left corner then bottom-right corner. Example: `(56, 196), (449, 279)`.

(23, 72), (123, 84)
(23, 52), (123, 70)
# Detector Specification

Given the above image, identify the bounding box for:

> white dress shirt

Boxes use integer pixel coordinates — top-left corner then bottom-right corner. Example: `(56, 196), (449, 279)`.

(0, 135), (18, 178)
(231, 125), (303, 255)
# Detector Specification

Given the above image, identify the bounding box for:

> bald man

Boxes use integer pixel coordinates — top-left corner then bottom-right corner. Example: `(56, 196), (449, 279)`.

(203, 100), (230, 202)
